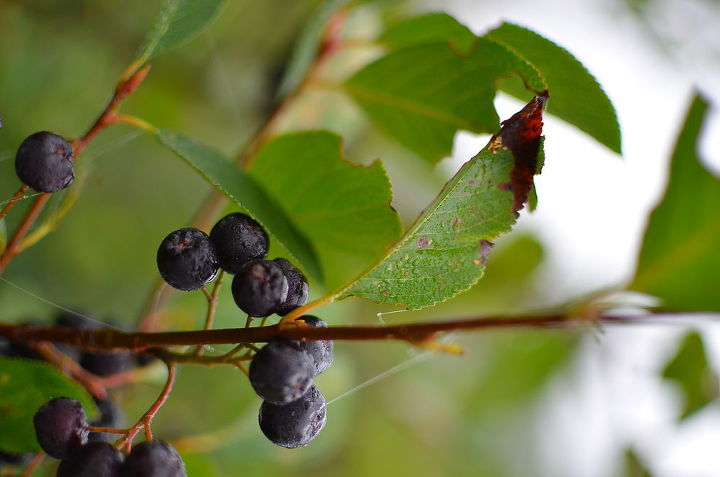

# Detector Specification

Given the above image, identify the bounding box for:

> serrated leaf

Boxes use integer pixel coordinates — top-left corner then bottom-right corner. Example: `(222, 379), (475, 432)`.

(249, 131), (402, 287)
(485, 22), (621, 154)
(662, 331), (719, 420)
(0, 218), (6, 254)
(136, 0), (227, 65)
(631, 94), (720, 311)
(154, 130), (322, 283)
(335, 97), (546, 309)
(378, 12), (476, 54)
(0, 358), (98, 454)
(344, 39), (546, 164)
(275, 0), (350, 100)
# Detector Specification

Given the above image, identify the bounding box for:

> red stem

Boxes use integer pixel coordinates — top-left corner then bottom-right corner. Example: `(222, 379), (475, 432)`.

(0, 185), (28, 221)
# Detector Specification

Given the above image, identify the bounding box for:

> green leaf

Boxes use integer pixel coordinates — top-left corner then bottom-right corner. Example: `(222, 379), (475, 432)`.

(183, 453), (221, 477)
(335, 97), (546, 309)
(136, 0), (227, 65)
(623, 448), (654, 477)
(662, 331), (719, 420)
(275, 0), (350, 100)
(154, 130), (322, 283)
(0, 358), (98, 454)
(631, 94), (720, 310)
(344, 39), (546, 163)
(485, 22), (621, 154)
(378, 12), (476, 54)
(0, 218), (6, 254)
(249, 131), (402, 287)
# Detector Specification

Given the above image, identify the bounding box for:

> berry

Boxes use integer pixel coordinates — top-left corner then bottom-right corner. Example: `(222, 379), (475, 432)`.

(209, 213), (268, 273)
(259, 385), (327, 448)
(56, 441), (123, 477)
(89, 399), (124, 443)
(296, 316), (333, 375)
(156, 228), (219, 291)
(122, 441), (186, 477)
(15, 131), (74, 193)
(33, 397), (88, 459)
(0, 451), (34, 467)
(272, 258), (308, 316)
(80, 351), (131, 377)
(249, 340), (314, 405)
(231, 260), (288, 317)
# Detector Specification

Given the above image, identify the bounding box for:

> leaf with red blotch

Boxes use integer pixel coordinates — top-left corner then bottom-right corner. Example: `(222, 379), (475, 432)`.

(335, 96), (547, 310)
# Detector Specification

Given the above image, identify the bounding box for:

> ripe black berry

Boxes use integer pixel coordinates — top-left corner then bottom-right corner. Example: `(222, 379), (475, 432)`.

(209, 213), (269, 273)
(259, 384), (327, 448)
(272, 258), (308, 316)
(249, 340), (314, 405)
(15, 131), (74, 193)
(122, 441), (186, 477)
(157, 228), (219, 291)
(297, 316), (333, 375)
(232, 260), (288, 317)
(56, 441), (123, 477)
(33, 397), (88, 459)
(80, 351), (131, 377)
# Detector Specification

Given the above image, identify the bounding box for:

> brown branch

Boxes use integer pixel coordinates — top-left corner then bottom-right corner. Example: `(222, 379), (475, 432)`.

(2, 312), (715, 354)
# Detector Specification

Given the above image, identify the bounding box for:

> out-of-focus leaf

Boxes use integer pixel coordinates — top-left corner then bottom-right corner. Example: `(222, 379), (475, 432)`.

(344, 39), (546, 163)
(154, 129), (322, 283)
(631, 94), (720, 310)
(136, 0), (227, 65)
(662, 331), (719, 420)
(249, 131), (401, 287)
(485, 22), (621, 154)
(0, 218), (6, 254)
(183, 453), (221, 477)
(0, 358), (98, 454)
(336, 97), (546, 309)
(624, 448), (654, 477)
(378, 12), (476, 54)
(275, 0), (350, 100)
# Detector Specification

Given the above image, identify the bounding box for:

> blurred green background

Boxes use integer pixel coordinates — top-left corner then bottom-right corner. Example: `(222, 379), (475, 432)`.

(1, 1), (718, 476)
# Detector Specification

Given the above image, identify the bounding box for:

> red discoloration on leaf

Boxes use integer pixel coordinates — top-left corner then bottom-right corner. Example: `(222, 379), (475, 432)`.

(492, 94), (547, 213)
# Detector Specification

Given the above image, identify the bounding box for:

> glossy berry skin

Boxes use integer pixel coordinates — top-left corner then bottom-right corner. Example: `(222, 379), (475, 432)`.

(297, 316), (333, 376)
(232, 260), (288, 317)
(259, 385), (327, 448)
(56, 441), (123, 477)
(122, 441), (186, 477)
(33, 397), (88, 459)
(210, 213), (268, 273)
(157, 228), (219, 291)
(272, 258), (308, 316)
(249, 340), (314, 405)
(15, 131), (74, 192)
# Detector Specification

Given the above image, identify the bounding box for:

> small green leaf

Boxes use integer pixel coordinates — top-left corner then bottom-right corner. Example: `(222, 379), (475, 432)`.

(0, 358), (98, 454)
(379, 12), (476, 54)
(662, 331), (719, 420)
(136, 0), (227, 65)
(249, 131), (402, 287)
(345, 39), (546, 163)
(624, 448), (654, 477)
(275, 0), (350, 100)
(485, 22), (621, 154)
(335, 97), (546, 309)
(631, 94), (720, 311)
(0, 218), (6, 254)
(154, 130), (322, 283)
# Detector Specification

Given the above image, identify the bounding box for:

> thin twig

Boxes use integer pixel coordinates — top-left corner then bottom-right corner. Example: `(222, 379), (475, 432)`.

(0, 185), (28, 221)
(194, 272), (226, 356)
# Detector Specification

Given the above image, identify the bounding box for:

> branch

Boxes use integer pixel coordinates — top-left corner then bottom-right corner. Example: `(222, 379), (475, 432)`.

(2, 312), (716, 354)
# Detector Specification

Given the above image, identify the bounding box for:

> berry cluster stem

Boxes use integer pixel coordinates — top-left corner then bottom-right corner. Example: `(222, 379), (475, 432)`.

(194, 271), (226, 357)
(0, 185), (28, 221)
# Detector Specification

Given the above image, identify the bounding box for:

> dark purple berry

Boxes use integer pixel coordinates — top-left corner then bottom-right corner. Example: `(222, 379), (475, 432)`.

(33, 397), (88, 459)
(259, 385), (327, 448)
(209, 213), (269, 273)
(56, 441), (123, 477)
(231, 260), (288, 317)
(156, 228), (219, 291)
(249, 340), (314, 405)
(296, 316), (333, 375)
(80, 351), (131, 377)
(89, 399), (125, 443)
(122, 441), (186, 477)
(272, 258), (308, 316)
(15, 131), (74, 192)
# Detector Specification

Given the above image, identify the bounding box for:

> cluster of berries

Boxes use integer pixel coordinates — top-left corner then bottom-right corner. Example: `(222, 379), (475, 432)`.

(156, 215), (334, 447)
(33, 397), (185, 477)
(14, 131), (75, 193)
(156, 212), (308, 319)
